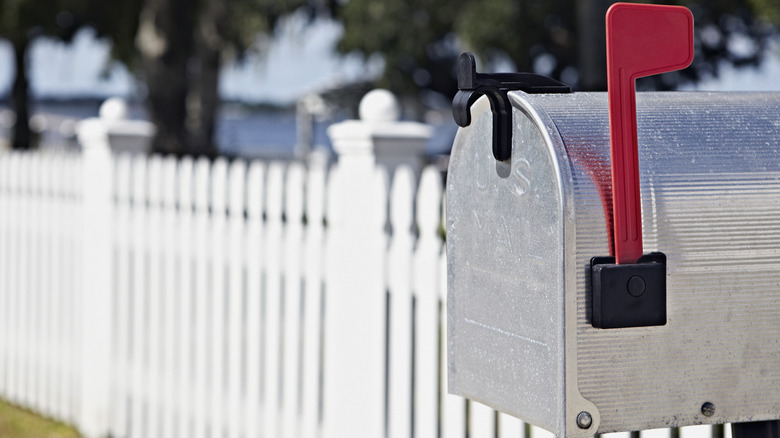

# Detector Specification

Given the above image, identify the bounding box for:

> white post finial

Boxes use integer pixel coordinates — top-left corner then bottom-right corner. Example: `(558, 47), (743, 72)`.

(327, 88), (433, 177)
(76, 97), (154, 154)
(359, 89), (400, 123)
(99, 97), (129, 121)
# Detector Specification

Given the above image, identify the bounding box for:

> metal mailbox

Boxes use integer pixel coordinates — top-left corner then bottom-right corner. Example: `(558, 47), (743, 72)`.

(447, 3), (780, 437)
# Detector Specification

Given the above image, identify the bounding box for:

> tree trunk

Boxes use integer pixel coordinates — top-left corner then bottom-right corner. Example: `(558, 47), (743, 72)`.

(11, 38), (32, 150)
(187, 0), (225, 158)
(137, 0), (195, 156)
(185, 49), (219, 157)
(577, 0), (616, 91)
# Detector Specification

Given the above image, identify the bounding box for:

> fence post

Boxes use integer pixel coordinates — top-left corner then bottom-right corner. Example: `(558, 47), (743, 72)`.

(329, 89), (433, 179)
(76, 119), (114, 438)
(322, 89), (432, 438)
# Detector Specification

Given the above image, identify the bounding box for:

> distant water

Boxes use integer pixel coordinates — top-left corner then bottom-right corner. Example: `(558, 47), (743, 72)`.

(0, 100), (457, 158)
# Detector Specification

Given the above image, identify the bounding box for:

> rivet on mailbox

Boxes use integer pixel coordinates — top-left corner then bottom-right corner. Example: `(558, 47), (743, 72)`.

(447, 2), (780, 437)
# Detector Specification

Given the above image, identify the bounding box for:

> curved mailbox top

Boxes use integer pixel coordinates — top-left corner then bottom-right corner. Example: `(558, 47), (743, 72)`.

(447, 90), (780, 436)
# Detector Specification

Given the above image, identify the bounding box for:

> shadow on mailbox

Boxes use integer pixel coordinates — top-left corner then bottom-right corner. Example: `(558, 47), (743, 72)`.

(447, 2), (780, 437)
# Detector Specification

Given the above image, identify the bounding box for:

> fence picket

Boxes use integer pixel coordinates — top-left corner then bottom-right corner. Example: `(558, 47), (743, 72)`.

(130, 155), (148, 438)
(193, 158), (211, 438)
(42, 155), (56, 416)
(282, 162), (305, 438)
(0, 155), (8, 400)
(529, 424), (555, 438)
(161, 157), (178, 438)
(145, 157), (164, 438)
(65, 155), (83, 424)
(33, 154), (46, 413)
(209, 158), (229, 438)
(26, 153), (38, 410)
(39, 155), (51, 415)
(245, 161), (266, 438)
(28, 154), (38, 412)
(227, 160), (247, 438)
(30, 156), (43, 414)
(388, 166), (416, 438)
(45, 155), (59, 418)
(175, 157), (194, 438)
(50, 154), (64, 420)
(42, 155), (56, 418)
(301, 153), (327, 438)
(263, 162), (285, 438)
(680, 425), (714, 438)
(12, 153), (22, 406)
(469, 401), (497, 438)
(413, 166), (443, 438)
(40, 155), (54, 418)
(48, 154), (63, 419)
(112, 154), (132, 438)
(6, 154), (19, 405)
(498, 413), (523, 438)
(18, 154), (31, 408)
(17, 154), (28, 407)
(0, 155), (9, 400)
(3, 154), (11, 402)
(4, 154), (18, 404)
(39, 155), (48, 416)
(50, 155), (61, 418)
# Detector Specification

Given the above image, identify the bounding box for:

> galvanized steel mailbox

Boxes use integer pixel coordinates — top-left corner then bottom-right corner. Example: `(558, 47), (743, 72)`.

(447, 3), (780, 436)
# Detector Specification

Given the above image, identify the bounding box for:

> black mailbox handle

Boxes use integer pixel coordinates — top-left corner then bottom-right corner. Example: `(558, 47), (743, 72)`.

(452, 52), (571, 162)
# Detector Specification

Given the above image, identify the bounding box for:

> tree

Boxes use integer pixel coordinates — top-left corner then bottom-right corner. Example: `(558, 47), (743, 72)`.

(335, 0), (462, 116)
(135, 0), (337, 157)
(1, 0), (332, 155)
(0, 0), (142, 150)
(335, 0), (780, 104)
(0, 0), (76, 149)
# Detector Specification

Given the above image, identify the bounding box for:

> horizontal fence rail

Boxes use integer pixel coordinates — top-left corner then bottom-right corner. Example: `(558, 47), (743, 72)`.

(0, 149), (726, 438)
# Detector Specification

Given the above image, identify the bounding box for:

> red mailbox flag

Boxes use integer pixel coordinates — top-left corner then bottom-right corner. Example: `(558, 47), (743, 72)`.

(607, 2), (694, 264)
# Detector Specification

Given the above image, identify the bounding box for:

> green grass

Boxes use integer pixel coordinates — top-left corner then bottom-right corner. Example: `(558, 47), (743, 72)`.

(0, 399), (81, 438)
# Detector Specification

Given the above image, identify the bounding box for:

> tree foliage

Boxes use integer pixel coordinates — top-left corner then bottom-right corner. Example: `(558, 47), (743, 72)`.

(1, 0), (78, 149)
(336, 0), (780, 102)
(0, 0), (144, 149)
(1, 0), (332, 154)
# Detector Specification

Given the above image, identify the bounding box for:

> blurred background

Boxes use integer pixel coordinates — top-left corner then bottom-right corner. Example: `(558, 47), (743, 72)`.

(0, 0), (779, 160)
(1, 2), (780, 438)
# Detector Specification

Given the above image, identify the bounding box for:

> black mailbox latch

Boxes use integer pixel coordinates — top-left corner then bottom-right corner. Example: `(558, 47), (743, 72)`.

(452, 52), (571, 162)
(591, 252), (667, 329)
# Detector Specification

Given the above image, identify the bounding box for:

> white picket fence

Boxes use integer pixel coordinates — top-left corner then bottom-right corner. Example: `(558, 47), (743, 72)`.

(0, 143), (541, 438)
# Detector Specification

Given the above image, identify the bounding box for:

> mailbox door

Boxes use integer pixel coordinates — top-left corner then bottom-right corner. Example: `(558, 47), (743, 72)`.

(447, 96), (570, 434)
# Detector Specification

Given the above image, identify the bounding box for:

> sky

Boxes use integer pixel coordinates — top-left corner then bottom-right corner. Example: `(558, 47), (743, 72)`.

(0, 16), (778, 105)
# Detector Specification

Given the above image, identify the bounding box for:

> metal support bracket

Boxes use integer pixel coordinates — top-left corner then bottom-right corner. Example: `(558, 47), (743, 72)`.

(452, 52), (571, 161)
(732, 420), (780, 438)
(591, 252), (667, 329)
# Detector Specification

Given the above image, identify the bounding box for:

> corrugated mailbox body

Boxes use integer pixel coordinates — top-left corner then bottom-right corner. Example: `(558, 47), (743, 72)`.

(447, 91), (780, 437)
